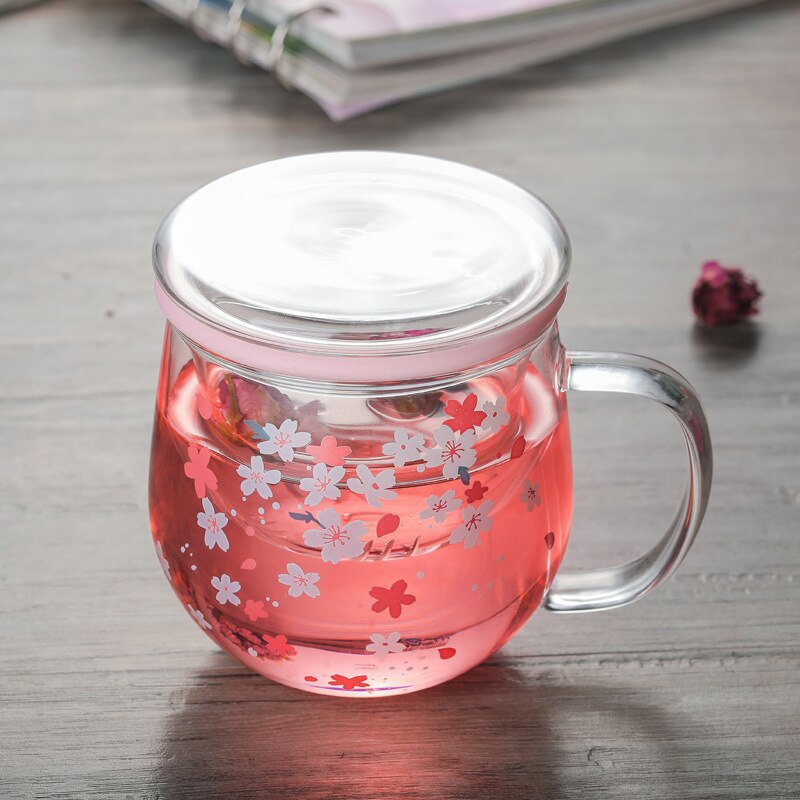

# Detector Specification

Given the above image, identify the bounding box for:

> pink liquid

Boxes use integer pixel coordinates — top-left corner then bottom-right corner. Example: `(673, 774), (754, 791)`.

(150, 357), (573, 697)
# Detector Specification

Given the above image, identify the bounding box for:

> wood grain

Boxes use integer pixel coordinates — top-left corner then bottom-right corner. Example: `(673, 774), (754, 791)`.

(1, 1), (799, 797)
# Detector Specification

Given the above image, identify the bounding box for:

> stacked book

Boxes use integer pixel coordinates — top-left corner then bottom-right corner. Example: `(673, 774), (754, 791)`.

(145, 0), (762, 119)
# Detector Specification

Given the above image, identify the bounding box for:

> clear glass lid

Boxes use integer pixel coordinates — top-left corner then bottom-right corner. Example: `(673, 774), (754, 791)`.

(153, 152), (570, 381)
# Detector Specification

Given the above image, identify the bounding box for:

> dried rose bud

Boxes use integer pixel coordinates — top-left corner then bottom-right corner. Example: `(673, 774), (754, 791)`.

(692, 260), (762, 327)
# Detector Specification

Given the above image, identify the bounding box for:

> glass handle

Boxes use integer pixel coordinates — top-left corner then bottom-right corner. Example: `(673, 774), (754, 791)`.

(544, 350), (713, 613)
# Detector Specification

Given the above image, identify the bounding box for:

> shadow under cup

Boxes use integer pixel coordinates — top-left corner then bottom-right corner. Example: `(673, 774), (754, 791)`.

(149, 325), (574, 696)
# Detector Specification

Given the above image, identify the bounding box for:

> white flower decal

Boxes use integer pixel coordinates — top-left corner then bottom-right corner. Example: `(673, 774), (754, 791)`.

(278, 562), (321, 598)
(257, 419), (312, 462)
(302, 508), (366, 564)
(197, 497), (229, 552)
(450, 500), (494, 549)
(424, 426), (477, 479)
(299, 462), (345, 507)
(382, 428), (425, 468)
(365, 632), (406, 659)
(211, 573), (241, 606)
(155, 541), (170, 579)
(236, 455), (281, 499)
(187, 603), (212, 630)
(521, 479), (542, 511)
(419, 489), (462, 524)
(346, 464), (397, 507)
(481, 397), (510, 433)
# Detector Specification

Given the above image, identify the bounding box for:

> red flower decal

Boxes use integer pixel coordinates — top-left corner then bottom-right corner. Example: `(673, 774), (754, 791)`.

(510, 435), (526, 459)
(184, 444), (218, 498)
(692, 260), (761, 327)
(443, 393), (486, 434)
(465, 481), (489, 504)
(244, 599), (269, 622)
(329, 674), (369, 690)
(196, 392), (213, 420)
(369, 579), (416, 619)
(262, 634), (296, 659)
(306, 435), (352, 466)
(377, 514), (400, 538)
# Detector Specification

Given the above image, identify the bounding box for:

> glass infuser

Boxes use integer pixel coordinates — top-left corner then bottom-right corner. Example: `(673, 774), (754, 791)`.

(149, 152), (712, 696)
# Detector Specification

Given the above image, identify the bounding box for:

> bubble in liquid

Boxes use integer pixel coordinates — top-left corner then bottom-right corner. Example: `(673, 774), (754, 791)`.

(191, 565), (197, 571)
(416, 464), (425, 473)
(260, 519), (266, 525)
(258, 507), (265, 515)
(230, 509), (237, 517)
(272, 502), (280, 511)
(272, 601), (279, 608)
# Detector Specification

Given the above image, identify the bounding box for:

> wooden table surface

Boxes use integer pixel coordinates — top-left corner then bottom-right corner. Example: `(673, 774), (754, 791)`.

(3, 1), (799, 797)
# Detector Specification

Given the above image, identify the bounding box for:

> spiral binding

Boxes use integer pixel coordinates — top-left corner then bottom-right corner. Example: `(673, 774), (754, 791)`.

(187, 0), (333, 90)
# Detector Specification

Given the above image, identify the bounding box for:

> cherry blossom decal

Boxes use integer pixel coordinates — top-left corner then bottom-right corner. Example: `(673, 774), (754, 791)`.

(187, 603), (212, 630)
(465, 481), (489, 504)
(347, 464), (397, 507)
(211, 573), (241, 606)
(521, 479), (542, 511)
(302, 508), (367, 564)
(328, 674), (369, 690)
(244, 599), (269, 622)
(443, 392), (486, 433)
(197, 497), (229, 552)
(256, 419), (311, 462)
(155, 541), (170, 579)
(369, 579), (416, 618)
(419, 490), (462, 523)
(184, 444), (217, 499)
(450, 500), (494, 549)
(424, 426), (477, 479)
(262, 634), (296, 659)
(481, 397), (510, 433)
(278, 563), (321, 599)
(299, 463), (345, 507)
(236, 456), (281, 500)
(366, 632), (406, 658)
(306, 435), (352, 466)
(382, 428), (425, 467)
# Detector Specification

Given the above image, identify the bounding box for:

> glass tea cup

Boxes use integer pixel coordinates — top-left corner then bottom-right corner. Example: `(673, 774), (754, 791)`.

(149, 152), (712, 696)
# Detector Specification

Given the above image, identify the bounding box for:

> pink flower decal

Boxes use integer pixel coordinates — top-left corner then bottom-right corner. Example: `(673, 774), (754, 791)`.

(419, 489), (461, 524)
(211, 573), (241, 606)
(262, 634), (296, 659)
(244, 599), (269, 622)
(424, 427), (477, 480)
(521, 479), (542, 512)
(328, 674), (369, 690)
(257, 419), (311, 462)
(481, 397), (510, 433)
(382, 428), (425, 467)
(450, 500), (494, 549)
(692, 260), (761, 327)
(443, 393), (486, 434)
(236, 455), (281, 500)
(187, 604), (212, 630)
(369, 579), (416, 619)
(347, 464), (397, 507)
(465, 481), (489, 504)
(197, 497), (229, 552)
(306, 435), (352, 466)
(299, 462), (345, 507)
(366, 632), (406, 659)
(184, 444), (217, 499)
(303, 508), (367, 564)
